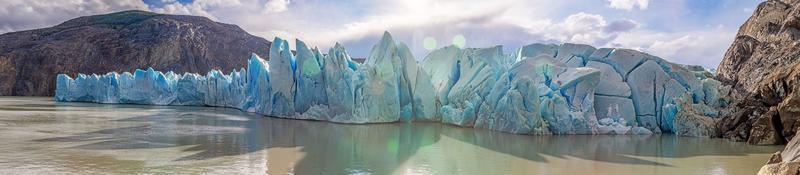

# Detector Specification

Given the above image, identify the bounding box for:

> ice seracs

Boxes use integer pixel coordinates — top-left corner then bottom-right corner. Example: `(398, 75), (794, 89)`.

(56, 31), (728, 137)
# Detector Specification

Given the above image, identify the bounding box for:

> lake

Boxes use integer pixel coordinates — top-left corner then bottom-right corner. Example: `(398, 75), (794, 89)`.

(0, 97), (783, 174)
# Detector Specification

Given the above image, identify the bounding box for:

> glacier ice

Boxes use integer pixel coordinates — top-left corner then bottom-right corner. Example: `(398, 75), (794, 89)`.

(55, 31), (728, 137)
(586, 61), (631, 97)
(594, 95), (636, 125)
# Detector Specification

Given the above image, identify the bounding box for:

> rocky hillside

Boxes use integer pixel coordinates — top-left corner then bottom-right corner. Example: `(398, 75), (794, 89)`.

(757, 72), (800, 175)
(716, 0), (800, 145)
(0, 10), (271, 96)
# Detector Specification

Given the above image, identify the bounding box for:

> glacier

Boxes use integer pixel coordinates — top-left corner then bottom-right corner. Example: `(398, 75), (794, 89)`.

(55, 32), (728, 136)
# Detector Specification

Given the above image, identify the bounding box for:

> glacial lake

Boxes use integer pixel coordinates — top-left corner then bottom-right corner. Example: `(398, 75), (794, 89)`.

(0, 97), (783, 174)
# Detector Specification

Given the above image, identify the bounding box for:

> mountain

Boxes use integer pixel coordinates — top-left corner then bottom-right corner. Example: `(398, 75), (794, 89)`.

(724, 1), (800, 173)
(716, 0), (800, 145)
(0, 10), (271, 96)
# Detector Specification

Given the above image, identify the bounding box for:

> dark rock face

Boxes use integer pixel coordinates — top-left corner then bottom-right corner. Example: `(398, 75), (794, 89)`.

(0, 10), (271, 96)
(748, 107), (785, 145)
(716, 0), (800, 145)
(717, 0), (800, 91)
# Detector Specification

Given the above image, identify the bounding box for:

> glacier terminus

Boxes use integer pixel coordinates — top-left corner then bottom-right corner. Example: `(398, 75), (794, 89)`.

(55, 32), (729, 137)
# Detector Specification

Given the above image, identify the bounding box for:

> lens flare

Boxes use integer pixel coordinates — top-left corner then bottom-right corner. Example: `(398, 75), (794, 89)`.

(452, 34), (466, 48)
(423, 37), (437, 51)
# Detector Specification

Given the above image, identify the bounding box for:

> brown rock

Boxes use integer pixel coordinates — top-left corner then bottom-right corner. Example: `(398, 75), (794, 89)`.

(0, 56), (17, 95)
(717, 105), (761, 141)
(0, 10), (271, 96)
(717, 0), (800, 90)
(748, 107), (787, 145)
(769, 152), (785, 164)
(777, 83), (800, 140)
(759, 132), (800, 175)
(783, 127), (800, 162)
(717, 0), (800, 145)
(759, 162), (800, 175)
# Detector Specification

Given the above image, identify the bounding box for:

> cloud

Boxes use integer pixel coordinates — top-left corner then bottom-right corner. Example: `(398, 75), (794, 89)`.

(0, 0), (761, 68)
(607, 0), (649, 10)
(149, 0), (243, 20)
(0, 0), (148, 33)
(217, 0), (527, 54)
(604, 19), (638, 33)
(501, 12), (637, 47)
(264, 0), (290, 14)
(612, 27), (735, 68)
(254, 0), (638, 58)
(0, 0), (640, 62)
(293, 0), (515, 47)
(546, 13), (624, 46)
(648, 33), (733, 68)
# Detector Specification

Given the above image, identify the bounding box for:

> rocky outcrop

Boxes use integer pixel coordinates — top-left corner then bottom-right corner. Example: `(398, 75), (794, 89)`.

(717, 0), (800, 92)
(0, 10), (271, 96)
(759, 133), (800, 175)
(716, 0), (800, 145)
(744, 62), (800, 145)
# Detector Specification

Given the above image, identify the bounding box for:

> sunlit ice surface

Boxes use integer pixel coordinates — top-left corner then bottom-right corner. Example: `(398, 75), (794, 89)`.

(0, 97), (783, 174)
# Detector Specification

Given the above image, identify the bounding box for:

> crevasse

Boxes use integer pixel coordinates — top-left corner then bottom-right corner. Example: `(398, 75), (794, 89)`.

(55, 32), (728, 136)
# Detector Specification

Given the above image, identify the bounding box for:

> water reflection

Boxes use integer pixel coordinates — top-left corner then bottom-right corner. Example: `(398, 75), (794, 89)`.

(441, 127), (776, 166)
(0, 97), (782, 174)
(35, 102), (442, 174)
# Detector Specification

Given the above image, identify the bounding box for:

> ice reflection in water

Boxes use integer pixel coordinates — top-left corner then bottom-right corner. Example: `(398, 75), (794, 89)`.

(0, 97), (783, 174)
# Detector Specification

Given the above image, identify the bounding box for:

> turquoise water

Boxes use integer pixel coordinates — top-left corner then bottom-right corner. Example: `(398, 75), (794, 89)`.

(0, 97), (783, 174)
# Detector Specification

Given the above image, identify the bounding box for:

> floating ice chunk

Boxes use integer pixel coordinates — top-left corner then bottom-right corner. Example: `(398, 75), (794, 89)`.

(631, 127), (654, 135)
(597, 117), (631, 134)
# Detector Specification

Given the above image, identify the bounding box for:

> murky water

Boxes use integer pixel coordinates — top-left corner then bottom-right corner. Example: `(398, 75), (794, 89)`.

(0, 97), (783, 174)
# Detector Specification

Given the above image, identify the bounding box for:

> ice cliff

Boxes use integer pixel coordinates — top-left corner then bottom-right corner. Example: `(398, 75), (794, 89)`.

(55, 32), (728, 136)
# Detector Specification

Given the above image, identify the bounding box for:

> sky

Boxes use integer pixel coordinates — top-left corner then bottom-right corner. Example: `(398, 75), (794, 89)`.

(0, 0), (762, 68)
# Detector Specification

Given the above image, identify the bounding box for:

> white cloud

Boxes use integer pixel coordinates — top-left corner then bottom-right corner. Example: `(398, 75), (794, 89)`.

(498, 12), (637, 47)
(264, 0), (290, 14)
(547, 13), (619, 45)
(0, 0), (148, 33)
(607, 0), (649, 10)
(0, 0), (759, 68)
(0, 0), (640, 62)
(612, 28), (735, 68)
(149, 0), (242, 20)
(294, 0), (515, 46)
(265, 1), (637, 56)
(222, 0), (527, 52)
(605, 19), (638, 32)
(0, 26), (13, 34)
